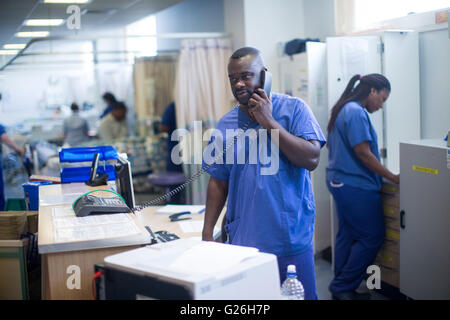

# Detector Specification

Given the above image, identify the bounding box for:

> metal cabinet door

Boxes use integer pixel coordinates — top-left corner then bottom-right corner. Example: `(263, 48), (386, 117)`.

(400, 141), (450, 299)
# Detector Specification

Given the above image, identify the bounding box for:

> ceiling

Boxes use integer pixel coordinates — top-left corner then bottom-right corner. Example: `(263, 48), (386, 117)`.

(0, 0), (184, 55)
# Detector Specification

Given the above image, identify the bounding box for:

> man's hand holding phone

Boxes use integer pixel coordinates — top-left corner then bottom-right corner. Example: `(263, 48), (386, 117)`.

(248, 88), (274, 128)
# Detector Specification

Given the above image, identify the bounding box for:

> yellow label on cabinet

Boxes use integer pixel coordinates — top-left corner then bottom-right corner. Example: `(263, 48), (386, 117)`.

(412, 166), (438, 175)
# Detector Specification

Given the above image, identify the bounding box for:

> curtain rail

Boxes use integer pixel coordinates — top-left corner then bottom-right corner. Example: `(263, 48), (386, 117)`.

(0, 33), (230, 71)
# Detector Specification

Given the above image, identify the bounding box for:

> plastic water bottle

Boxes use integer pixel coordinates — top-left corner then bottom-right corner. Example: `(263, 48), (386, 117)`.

(281, 265), (305, 300)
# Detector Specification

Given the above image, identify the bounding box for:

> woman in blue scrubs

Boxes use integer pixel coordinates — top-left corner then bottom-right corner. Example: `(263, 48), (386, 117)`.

(0, 124), (25, 210)
(326, 74), (399, 300)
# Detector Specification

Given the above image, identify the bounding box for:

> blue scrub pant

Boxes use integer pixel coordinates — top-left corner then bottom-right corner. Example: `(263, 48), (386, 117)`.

(0, 165), (4, 211)
(277, 247), (318, 300)
(327, 181), (385, 294)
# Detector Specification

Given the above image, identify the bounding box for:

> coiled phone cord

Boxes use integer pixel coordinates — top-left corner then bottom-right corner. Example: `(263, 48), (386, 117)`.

(132, 119), (252, 212)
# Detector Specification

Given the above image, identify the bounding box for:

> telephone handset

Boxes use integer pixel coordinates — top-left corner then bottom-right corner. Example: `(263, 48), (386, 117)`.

(259, 70), (272, 98)
(133, 69), (273, 212)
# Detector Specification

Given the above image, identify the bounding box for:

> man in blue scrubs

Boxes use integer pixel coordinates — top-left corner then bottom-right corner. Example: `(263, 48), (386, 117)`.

(159, 102), (183, 173)
(201, 47), (326, 300)
(0, 124), (25, 210)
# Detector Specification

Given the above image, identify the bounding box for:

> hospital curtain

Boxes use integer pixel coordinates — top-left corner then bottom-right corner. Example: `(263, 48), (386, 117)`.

(334, 0), (357, 35)
(174, 38), (234, 204)
(133, 56), (177, 135)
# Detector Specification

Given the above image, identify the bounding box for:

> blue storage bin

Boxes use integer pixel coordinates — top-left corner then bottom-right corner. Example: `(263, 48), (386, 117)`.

(60, 166), (116, 184)
(59, 146), (119, 183)
(23, 181), (53, 210)
(59, 146), (118, 163)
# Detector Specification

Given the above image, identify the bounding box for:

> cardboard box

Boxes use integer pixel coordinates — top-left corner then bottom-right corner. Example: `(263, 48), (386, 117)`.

(380, 238), (399, 254)
(0, 211), (38, 239)
(381, 194), (400, 209)
(375, 247), (399, 270)
(385, 227), (400, 243)
(0, 212), (27, 240)
(383, 205), (400, 219)
(381, 182), (400, 196)
(380, 265), (399, 288)
(384, 216), (400, 232)
(26, 211), (38, 234)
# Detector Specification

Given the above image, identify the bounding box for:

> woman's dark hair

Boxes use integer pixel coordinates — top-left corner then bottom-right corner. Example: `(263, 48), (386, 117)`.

(102, 92), (117, 104)
(327, 73), (391, 133)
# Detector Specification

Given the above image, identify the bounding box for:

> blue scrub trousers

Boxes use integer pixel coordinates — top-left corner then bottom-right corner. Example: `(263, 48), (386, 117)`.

(327, 181), (385, 294)
(277, 247), (318, 300)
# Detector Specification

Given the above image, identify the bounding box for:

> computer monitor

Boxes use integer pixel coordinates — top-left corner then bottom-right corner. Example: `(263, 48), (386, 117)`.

(114, 156), (136, 209)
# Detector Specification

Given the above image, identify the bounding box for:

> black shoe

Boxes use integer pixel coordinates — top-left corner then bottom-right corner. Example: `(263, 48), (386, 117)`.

(331, 291), (372, 300)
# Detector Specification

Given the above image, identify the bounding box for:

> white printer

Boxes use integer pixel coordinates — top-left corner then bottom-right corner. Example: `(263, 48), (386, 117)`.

(98, 238), (282, 300)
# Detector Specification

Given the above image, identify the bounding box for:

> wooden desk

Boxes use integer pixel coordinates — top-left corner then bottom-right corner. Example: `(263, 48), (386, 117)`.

(38, 183), (225, 300)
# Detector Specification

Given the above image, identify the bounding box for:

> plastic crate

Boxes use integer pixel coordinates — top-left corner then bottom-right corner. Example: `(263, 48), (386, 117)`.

(59, 146), (118, 183)
(22, 181), (53, 211)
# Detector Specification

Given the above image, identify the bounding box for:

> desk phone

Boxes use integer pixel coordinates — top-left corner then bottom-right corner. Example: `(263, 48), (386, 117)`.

(73, 194), (131, 217)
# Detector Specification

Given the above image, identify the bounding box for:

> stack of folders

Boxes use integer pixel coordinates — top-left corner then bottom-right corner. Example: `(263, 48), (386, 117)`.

(0, 212), (28, 240)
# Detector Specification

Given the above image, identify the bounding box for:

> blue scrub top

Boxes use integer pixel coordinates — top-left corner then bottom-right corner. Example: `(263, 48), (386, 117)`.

(203, 93), (326, 257)
(161, 102), (182, 172)
(0, 124), (5, 155)
(100, 104), (114, 119)
(326, 101), (382, 191)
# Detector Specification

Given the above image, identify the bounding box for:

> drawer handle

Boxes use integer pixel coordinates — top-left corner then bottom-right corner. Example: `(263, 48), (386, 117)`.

(400, 210), (406, 229)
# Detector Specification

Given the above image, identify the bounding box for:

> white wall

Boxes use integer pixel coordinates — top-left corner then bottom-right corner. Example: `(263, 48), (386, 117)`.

(224, 0), (246, 49)
(224, 0), (306, 92)
(304, 0), (336, 41)
(419, 28), (450, 139)
(155, 0), (225, 51)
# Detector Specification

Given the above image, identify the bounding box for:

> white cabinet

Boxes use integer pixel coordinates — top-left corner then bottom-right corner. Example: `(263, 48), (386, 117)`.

(279, 42), (331, 255)
(399, 140), (450, 299)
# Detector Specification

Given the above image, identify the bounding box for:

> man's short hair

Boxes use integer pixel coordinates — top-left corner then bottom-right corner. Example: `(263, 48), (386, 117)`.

(230, 47), (261, 60)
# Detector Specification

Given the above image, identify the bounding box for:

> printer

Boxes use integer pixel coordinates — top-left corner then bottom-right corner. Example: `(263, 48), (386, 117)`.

(96, 238), (282, 300)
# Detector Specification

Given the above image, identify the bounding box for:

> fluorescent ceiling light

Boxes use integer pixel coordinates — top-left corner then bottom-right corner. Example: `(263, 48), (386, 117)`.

(25, 19), (64, 26)
(15, 31), (50, 38)
(43, 0), (90, 3)
(3, 44), (27, 49)
(0, 50), (19, 55)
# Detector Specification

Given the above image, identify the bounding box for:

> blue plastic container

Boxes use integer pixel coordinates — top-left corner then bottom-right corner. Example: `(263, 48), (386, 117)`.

(60, 166), (116, 184)
(23, 181), (53, 211)
(59, 146), (119, 183)
(59, 146), (118, 163)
